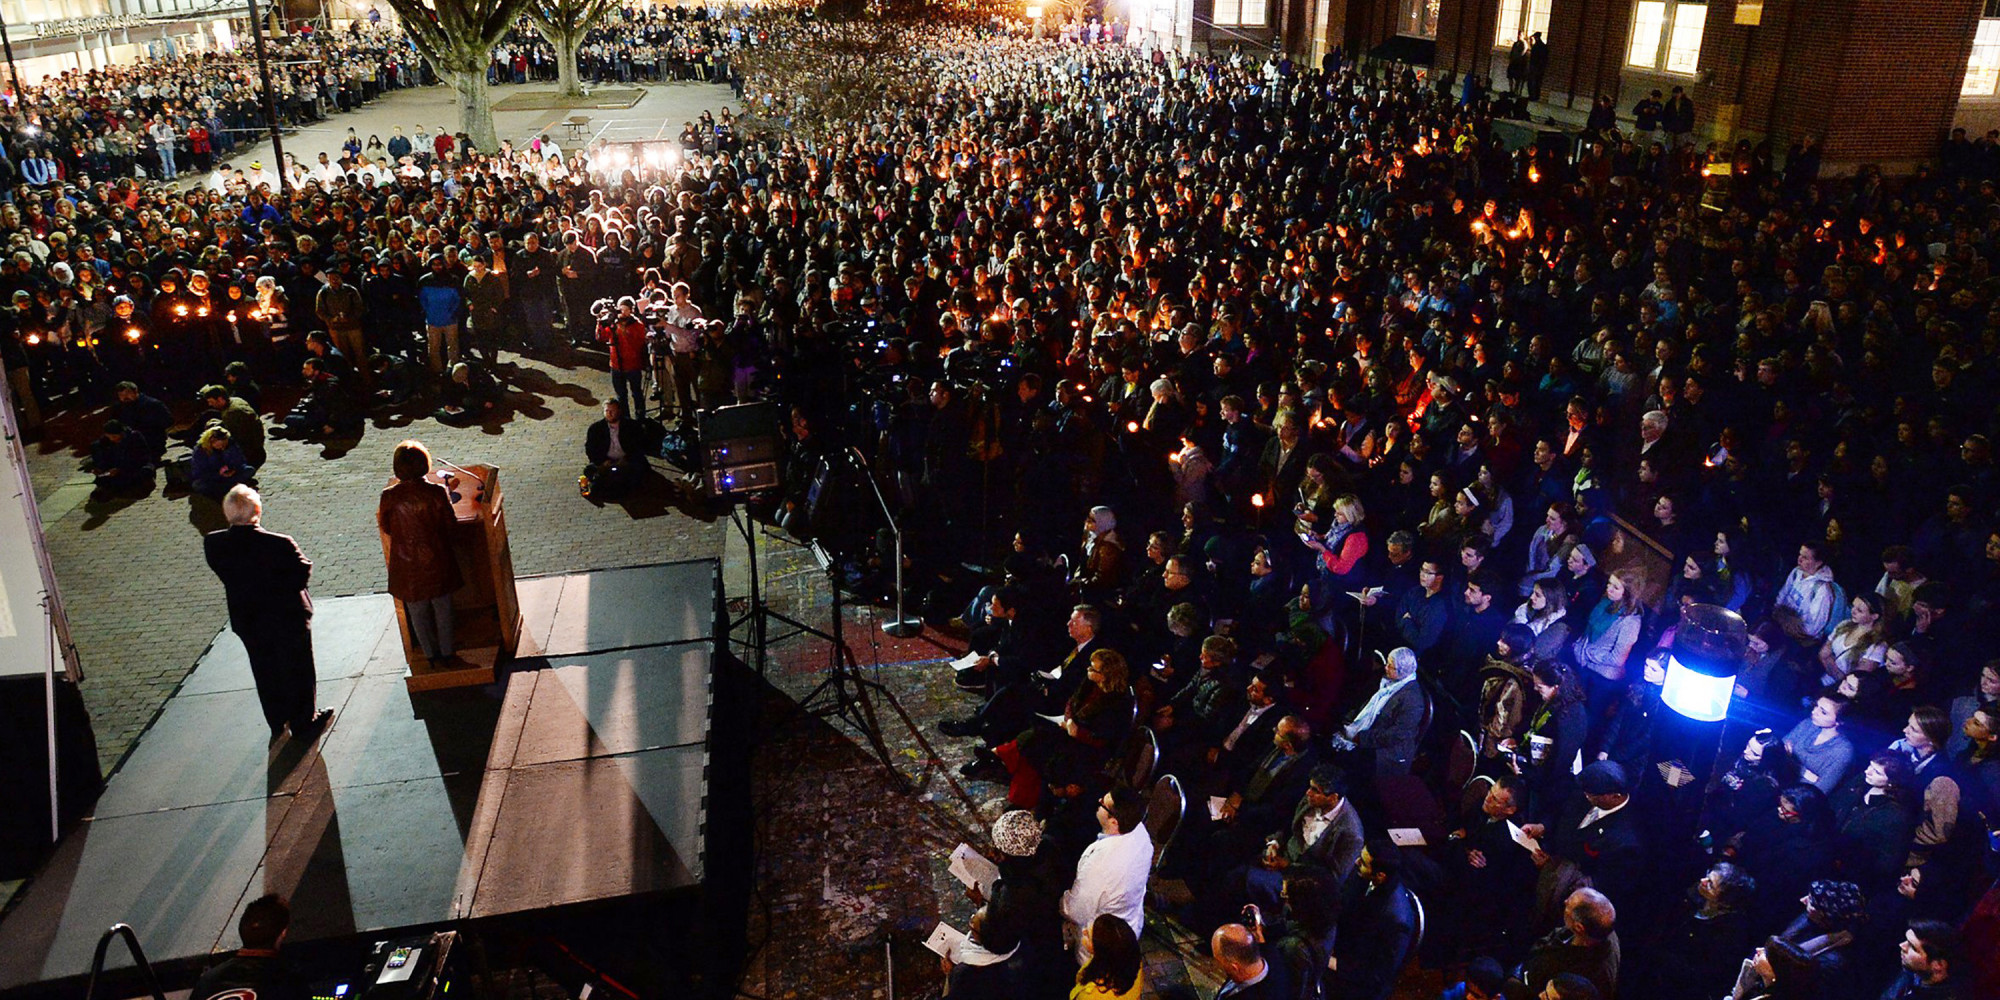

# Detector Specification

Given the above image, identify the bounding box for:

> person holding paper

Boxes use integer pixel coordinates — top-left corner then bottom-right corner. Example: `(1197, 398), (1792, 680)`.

(1202, 763), (1361, 933)
(1391, 559), (1453, 657)
(1441, 776), (1536, 962)
(984, 649), (1134, 809)
(942, 605), (1106, 747)
(936, 907), (1021, 1000)
(1179, 716), (1321, 884)
(971, 810), (1067, 990)
(1519, 761), (1646, 922)
(951, 586), (1033, 694)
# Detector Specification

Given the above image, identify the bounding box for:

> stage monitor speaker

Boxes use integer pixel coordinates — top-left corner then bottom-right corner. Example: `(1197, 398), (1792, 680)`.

(700, 401), (782, 499)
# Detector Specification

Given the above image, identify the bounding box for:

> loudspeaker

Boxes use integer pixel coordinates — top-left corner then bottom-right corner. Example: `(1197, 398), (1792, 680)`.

(699, 401), (782, 499)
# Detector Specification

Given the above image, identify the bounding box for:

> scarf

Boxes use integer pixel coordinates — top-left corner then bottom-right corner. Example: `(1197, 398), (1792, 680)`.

(1583, 598), (1624, 643)
(1348, 672), (1416, 735)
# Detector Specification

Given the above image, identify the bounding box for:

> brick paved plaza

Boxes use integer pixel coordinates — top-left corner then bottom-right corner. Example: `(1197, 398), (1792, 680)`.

(22, 81), (746, 774)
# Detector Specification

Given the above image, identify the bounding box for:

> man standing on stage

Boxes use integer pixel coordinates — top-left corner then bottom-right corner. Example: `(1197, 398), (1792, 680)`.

(204, 485), (333, 742)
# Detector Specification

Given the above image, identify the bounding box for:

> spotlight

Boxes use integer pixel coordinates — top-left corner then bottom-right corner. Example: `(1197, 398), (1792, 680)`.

(1662, 603), (1747, 722)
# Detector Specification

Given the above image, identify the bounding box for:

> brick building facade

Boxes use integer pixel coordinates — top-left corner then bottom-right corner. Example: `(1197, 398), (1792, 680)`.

(1236, 0), (1993, 171)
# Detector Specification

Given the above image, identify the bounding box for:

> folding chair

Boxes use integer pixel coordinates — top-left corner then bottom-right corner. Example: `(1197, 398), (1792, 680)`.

(1144, 773), (1186, 872)
(1123, 725), (1159, 790)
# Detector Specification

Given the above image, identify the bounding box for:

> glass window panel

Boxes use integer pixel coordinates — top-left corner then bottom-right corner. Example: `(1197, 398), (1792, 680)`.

(1664, 1), (1706, 74)
(1629, 1), (1667, 68)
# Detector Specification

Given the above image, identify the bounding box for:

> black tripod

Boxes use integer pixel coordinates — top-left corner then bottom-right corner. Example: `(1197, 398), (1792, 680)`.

(727, 506), (979, 816)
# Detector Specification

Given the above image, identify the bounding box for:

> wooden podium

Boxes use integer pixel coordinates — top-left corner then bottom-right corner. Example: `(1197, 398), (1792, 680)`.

(380, 463), (521, 692)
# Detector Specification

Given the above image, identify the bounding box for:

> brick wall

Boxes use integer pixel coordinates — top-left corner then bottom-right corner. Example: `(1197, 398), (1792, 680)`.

(1807, 0), (1981, 164)
(1434, 0), (1490, 78)
(1540, 0), (1635, 111)
(1341, 0), (1404, 55)
(1408, 0), (1983, 169)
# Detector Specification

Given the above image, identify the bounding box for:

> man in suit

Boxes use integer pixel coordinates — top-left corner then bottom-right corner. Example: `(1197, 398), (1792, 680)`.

(1519, 761), (1645, 921)
(584, 399), (650, 497)
(1179, 715), (1320, 885)
(1190, 672), (1285, 792)
(202, 486), (332, 741)
(1335, 646), (1430, 775)
(1257, 411), (1316, 507)
(952, 586), (1040, 693)
(1444, 776), (1537, 962)
(1205, 763), (1364, 931)
(943, 605), (1104, 747)
(1333, 839), (1419, 1000)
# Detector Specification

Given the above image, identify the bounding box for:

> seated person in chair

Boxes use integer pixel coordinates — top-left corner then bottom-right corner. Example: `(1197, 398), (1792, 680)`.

(1332, 646), (1430, 776)
(1178, 714), (1319, 886)
(1201, 762), (1363, 934)
(1332, 839), (1420, 1000)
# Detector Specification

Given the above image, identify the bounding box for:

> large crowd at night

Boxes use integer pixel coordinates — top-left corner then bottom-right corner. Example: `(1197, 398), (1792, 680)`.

(3, 6), (1999, 1000)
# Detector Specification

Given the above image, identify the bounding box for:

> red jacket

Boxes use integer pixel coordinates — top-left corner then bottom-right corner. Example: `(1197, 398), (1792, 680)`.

(601, 316), (648, 371)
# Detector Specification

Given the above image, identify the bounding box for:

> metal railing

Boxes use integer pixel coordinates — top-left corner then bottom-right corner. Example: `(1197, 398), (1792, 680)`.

(83, 924), (168, 1000)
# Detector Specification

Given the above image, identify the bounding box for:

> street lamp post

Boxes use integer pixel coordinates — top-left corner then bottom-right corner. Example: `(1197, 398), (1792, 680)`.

(0, 14), (26, 117)
(243, 0), (292, 200)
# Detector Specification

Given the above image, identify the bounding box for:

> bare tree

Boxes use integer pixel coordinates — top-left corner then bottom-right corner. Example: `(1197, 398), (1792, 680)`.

(524, 0), (618, 99)
(382, 0), (533, 152)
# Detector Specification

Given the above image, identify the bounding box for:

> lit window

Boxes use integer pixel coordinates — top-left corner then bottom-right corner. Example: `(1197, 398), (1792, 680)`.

(1213, 0), (1265, 27)
(1628, 0), (1706, 74)
(1495, 0), (1552, 48)
(1665, 3), (1706, 73)
(1966, 18), (2000, 97)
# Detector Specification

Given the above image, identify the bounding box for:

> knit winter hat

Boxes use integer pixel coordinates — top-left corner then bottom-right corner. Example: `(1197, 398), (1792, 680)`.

(1807, 880), (1865, 926)
(991, 810), (1043, 858)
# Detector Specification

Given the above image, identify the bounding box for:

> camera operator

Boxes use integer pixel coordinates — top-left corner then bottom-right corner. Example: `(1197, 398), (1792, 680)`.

(658, 281), (707, 418)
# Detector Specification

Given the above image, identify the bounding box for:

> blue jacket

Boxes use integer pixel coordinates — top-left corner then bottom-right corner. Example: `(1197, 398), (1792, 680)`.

(191, 444), (252, 493)
(240, 201), (281, 229)
(417, 272), (463, 327)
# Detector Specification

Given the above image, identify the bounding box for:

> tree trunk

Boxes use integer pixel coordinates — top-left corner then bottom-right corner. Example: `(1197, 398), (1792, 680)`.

(554, 35), (583, 98)
(451, 66), (499, 153)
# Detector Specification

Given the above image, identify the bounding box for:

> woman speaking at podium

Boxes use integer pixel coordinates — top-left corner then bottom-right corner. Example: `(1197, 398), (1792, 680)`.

(380, 440), (463, 664)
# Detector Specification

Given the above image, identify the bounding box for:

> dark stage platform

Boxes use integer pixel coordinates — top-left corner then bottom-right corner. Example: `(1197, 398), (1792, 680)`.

(0, 560), (732, 992)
